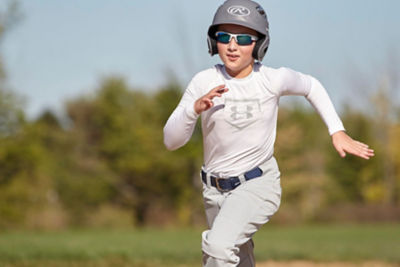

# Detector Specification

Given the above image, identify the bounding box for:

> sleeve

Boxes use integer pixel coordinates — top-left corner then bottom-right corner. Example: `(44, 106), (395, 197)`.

(275, 67), (345, 135)
(163, 79), (201, 151)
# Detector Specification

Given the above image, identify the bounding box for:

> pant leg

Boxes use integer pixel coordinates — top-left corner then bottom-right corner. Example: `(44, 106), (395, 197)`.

(201, 158), (282, 267)
(202, 184), (256, 267)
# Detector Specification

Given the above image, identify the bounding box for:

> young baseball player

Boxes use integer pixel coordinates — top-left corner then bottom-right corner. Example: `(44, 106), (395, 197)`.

(163, 0), (374, 266)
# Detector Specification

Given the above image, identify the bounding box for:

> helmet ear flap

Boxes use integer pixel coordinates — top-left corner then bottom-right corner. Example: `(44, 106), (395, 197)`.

(252, 36), (269, 61)
(207, 35), (218, 56)
(207, 26), (218, 56)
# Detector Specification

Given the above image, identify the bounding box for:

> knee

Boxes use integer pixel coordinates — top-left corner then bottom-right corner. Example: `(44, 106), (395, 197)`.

(201, 230), (240, 264)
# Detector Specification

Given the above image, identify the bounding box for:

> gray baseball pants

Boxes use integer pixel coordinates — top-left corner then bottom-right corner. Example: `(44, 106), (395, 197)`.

(201, 157), (282, 267)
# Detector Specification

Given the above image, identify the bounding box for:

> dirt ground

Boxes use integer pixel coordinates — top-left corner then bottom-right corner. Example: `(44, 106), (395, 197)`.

(257, 261), (400, 267)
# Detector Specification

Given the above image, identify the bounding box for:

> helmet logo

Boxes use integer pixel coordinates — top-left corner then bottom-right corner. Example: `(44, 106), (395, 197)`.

(227, 6), (250, 16)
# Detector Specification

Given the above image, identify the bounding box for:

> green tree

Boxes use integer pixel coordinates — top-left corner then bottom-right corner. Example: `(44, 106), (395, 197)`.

(274, 104), (332, 222)
(0, 0), (24, 137)
(0, 0), (34, 228)
(32, 110), (118, 227)
(66, 77), (203, 226)
(154, 80), (204, 225)
(325, 109), (381, 204)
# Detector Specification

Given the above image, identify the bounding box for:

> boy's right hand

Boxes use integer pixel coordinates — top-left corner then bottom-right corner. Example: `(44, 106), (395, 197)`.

(194, 85), (229, 114)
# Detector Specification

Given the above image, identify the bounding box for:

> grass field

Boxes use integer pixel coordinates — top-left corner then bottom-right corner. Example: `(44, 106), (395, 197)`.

(0, 224), (399, 267)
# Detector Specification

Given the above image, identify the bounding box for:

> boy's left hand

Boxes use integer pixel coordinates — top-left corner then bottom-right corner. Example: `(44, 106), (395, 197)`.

(332, 131), (375, 160)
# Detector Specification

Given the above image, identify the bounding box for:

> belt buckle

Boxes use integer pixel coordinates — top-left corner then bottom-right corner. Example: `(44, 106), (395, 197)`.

(215, 177), (229, 192)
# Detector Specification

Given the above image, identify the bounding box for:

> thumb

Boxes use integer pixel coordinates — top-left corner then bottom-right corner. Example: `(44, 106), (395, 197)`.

(338, 147), (346, 158)
(334, 143), (346, 158)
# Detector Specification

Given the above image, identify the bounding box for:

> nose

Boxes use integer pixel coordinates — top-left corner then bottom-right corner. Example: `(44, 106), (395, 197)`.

(227, 38), (238, 51)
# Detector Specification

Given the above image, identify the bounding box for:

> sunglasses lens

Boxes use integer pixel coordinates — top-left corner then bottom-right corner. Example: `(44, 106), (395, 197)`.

(216, 33), (231, 44)
(237, 35), (253, 45)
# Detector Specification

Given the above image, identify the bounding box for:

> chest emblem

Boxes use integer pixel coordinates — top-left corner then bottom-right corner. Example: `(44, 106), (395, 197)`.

(224, 99), (261, 129)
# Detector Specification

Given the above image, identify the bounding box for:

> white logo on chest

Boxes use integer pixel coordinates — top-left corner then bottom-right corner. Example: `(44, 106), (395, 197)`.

(230, 105), (253, 120)
(224, 99), (261, 129)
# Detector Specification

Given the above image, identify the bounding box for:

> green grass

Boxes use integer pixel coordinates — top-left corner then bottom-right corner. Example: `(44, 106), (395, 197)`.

(253, 224), (400, 262)
(0, 224), (399, 267)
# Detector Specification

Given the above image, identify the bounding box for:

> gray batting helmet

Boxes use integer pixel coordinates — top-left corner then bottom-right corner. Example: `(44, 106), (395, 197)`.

(207, 0), (270, 61)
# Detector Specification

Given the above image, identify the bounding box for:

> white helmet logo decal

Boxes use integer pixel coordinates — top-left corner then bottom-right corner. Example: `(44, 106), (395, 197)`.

(227, 6), (250, 16)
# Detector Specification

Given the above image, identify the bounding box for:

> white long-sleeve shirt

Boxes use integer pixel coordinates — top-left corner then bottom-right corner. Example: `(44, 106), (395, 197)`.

(163, 63), (344, 177)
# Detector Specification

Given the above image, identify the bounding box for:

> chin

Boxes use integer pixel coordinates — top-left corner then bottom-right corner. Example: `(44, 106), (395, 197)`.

(224, 60), (241, 70)
(226, 63), (246, 73)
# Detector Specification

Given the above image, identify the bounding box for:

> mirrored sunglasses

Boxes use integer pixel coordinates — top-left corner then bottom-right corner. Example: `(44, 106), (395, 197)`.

(215, 31), (258, 46)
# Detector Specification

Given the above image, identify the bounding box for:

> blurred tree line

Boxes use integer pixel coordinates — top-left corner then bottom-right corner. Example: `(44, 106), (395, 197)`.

(0, 74), (399, 229)
(0, 1), (399, 229)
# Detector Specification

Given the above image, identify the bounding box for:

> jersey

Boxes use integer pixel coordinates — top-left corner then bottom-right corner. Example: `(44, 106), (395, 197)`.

(163, 62), (345, 177)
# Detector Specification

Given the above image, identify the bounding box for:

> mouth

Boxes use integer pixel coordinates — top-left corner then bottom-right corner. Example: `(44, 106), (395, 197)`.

(226, 54), (239, 61)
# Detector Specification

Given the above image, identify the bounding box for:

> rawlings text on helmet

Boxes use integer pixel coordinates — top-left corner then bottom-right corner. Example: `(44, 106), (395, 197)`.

(227, 6), (250, 16)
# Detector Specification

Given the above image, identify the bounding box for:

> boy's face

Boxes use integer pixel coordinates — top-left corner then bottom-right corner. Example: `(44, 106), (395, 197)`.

(217, 24), (257, 78)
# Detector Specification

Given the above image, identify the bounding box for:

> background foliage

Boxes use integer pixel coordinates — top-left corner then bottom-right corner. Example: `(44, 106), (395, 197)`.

(0, 72), (399, 229)
(0, 1), (399, 230)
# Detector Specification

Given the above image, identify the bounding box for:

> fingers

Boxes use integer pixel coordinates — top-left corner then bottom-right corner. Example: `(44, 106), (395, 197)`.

(363, 147), (375, 158)
(201, 98), (213, 110)
(213, 84), (226, 92)
(208, 85), (228, 99)
(356, 141), (369, 149)
(194, 85), (228, 114)
(203, 85), (228, 104)
(342, 141), (375, 160)
(353, 140), (375, 159)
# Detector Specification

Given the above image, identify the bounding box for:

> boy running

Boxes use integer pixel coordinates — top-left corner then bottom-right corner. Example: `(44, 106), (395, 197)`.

(163, 0), (374, 266)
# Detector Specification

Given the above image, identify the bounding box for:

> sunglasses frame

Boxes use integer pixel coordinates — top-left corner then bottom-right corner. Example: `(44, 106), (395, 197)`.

(215, 31), (259, 45)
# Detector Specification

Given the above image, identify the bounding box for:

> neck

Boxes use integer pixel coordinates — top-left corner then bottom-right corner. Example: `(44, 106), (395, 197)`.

(225, 62), (254, 79)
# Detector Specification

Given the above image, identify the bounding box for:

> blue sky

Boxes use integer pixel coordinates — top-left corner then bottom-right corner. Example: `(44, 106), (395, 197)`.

(3, 0), (400, 118)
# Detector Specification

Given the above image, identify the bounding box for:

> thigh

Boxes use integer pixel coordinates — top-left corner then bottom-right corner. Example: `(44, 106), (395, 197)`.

(202, 183), (225, 228)
(206, 173), (281, 248)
